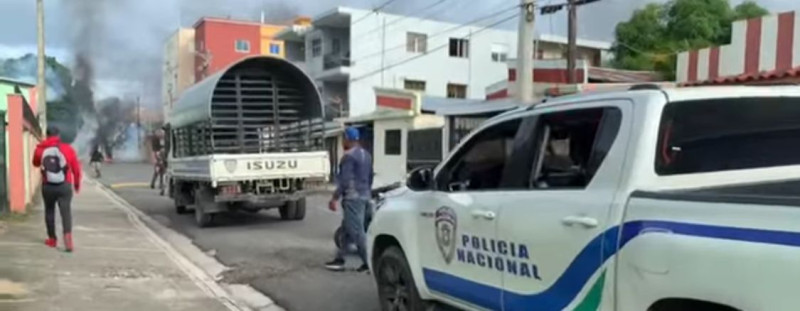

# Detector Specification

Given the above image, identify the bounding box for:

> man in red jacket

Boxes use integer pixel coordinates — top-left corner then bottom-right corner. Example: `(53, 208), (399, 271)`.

(32, 126), (82, 252)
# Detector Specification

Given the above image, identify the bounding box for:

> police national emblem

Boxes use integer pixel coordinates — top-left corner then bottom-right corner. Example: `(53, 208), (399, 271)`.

(435, 206), (458, 264)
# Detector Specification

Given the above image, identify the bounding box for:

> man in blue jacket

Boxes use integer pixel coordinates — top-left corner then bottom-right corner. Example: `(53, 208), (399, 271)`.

(325, 127), (373, 272)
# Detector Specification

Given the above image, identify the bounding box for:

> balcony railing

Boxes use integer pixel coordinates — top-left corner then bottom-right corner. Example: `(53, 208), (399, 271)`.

(323, 52), (351, 70)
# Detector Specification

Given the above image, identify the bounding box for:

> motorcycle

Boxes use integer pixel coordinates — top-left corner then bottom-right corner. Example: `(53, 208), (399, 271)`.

(334, 182), (402, 252)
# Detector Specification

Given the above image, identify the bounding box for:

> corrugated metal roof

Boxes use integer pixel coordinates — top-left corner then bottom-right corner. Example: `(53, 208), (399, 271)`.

(587, 67), (662, 83)
(168, 55), (322, 128)
(420, 96), (524, 116)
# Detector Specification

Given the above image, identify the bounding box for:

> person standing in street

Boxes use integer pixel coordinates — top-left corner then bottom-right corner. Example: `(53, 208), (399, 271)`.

(32, 126), (82, 252)
(89, 144), (104, 178)
(150, 129), (165, 191)
(325, 127), (373, 272)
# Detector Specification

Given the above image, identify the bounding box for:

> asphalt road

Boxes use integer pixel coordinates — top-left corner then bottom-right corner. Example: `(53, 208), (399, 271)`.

(91, 162), (380, 311)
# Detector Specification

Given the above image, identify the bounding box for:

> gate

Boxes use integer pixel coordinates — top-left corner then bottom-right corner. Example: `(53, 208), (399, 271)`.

(407, 128), (443, 172)
(449, 116), (489, 150)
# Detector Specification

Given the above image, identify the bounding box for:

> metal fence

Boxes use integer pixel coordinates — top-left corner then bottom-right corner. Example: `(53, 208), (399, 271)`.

(407, 128), (443, 171)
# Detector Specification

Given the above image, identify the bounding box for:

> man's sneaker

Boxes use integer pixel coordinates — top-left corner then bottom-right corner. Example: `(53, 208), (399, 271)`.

(356, 264), (370, 273)
(44, 238), (57, 248)
(64, 233), (74, 252)
(325, 258), (345, 271)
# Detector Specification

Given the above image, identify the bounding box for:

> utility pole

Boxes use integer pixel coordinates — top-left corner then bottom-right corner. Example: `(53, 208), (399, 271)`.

(540, 0), (601, 84)
(566, 0), (578, 84)
(36, 0), (46, 129)
(516, 0), (535, 102)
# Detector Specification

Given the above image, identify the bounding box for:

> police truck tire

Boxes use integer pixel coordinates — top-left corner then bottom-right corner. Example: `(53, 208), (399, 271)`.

(376, 246), (426, 311)
(292, 198), (307, 220)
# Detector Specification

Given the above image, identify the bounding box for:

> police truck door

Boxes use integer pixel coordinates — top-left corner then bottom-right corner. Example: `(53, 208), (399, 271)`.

(495, 103), (630, 311)
(416, 117), (524, 310)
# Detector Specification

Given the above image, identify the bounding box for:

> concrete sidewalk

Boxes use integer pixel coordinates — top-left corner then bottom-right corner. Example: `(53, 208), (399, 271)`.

(0, 179), (237, 311)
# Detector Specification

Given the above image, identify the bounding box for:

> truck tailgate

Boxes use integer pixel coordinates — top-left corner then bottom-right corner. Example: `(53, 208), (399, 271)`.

(210, 151), (330, 182)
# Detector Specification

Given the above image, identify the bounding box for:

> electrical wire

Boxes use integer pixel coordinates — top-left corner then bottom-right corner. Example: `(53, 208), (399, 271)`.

(350, 0), (451, 43)
(351, 12), (520, 82)
(351, 0), (399, 26)
(353, 3), (524, 63)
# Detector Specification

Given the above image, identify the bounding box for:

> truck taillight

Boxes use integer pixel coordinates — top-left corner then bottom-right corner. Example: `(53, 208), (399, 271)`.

(221, 185), (240, 194)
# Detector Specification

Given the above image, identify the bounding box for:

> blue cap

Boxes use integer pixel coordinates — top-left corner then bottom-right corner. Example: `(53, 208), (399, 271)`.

(344, 127), (360, 141)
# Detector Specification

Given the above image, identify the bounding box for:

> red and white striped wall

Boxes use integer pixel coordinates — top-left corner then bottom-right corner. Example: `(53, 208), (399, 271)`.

(677, 11), (800, 85)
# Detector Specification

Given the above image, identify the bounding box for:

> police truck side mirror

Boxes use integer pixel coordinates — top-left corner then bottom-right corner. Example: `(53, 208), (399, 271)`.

(406, 167), (433, 191)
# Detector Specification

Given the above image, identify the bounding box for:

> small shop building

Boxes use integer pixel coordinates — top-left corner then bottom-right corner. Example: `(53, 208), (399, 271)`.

(341, 88), (523, 187)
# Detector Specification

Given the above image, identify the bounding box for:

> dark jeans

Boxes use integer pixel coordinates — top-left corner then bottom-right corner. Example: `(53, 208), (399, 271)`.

(151, 164), (165, 190)
(335, 198), (369, 265)
(42, 183), (73, 238)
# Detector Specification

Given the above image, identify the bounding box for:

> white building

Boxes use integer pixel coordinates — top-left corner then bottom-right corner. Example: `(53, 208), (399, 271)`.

(277, 7), (612, 119)
(162, 28), (196, 120)
(277, 7), (520, 119)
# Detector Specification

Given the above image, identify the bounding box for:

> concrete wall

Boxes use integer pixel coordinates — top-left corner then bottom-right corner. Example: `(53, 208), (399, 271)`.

(6, 94), (41, 213)
(677, 11), (800, 83)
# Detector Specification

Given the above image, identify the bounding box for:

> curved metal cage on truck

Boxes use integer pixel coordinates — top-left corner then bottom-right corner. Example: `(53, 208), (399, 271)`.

(169, 56), (326, 156)
(166, 56), (331, 228)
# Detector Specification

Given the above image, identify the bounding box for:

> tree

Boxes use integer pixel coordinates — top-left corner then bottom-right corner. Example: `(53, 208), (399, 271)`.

(734, 1), (770, 20)
(613, 0), (769, 80)
(0, 54), (87, 142)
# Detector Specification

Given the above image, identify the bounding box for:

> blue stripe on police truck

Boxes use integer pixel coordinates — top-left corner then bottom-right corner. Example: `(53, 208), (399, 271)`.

(423, 220), (800, 311)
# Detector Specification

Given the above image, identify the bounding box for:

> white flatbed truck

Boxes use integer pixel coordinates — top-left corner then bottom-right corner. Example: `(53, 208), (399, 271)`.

(166, 56), (331, 227)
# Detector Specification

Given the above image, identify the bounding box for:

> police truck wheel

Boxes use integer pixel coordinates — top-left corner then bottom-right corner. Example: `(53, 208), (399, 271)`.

(376, 246), (425, 311)
(292, 198), (307, 220)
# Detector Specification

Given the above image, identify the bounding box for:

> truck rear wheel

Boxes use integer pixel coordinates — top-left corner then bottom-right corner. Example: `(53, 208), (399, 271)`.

(175, 202), (188, 214)
(195, 207), (214, 228)
(279, 198), (306, 221)
(293, 198), (307, 220)
(194, 185), (219, 228)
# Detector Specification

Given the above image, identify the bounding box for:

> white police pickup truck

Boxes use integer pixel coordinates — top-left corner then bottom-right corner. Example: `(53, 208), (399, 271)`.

(367, 85), (800, 311)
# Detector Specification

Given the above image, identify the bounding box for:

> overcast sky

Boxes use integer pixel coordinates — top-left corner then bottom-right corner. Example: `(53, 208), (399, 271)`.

(0, 0), (796, 102)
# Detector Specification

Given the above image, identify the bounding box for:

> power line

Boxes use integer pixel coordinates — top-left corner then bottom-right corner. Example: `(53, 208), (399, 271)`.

(351, 0), (399, 26)
(351, 0), (450, 43)
(353, 3), (524, 63)
(351, 12), (520, 82)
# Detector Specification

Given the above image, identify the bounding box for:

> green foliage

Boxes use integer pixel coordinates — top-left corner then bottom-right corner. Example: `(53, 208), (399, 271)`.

(0, 54), (85, 143)
(613, 0), (769, 79)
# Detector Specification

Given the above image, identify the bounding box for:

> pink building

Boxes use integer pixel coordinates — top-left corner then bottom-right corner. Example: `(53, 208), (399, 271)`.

(678, 11), (800, 85)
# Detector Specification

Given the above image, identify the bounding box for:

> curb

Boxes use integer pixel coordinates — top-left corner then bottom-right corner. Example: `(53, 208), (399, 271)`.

(91, 178), (285, 311)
